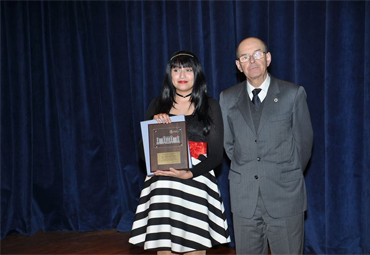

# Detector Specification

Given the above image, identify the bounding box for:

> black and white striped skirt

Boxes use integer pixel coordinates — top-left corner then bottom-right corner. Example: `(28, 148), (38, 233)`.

(129, 157), (230, 253)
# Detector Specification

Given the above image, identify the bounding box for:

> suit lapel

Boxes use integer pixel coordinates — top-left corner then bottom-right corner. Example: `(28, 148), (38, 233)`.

(257, 76), (280, 134)
(236, 82), (257, 135)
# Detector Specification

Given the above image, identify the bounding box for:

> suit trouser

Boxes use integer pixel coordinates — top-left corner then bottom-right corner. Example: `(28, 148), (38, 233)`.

(233, 191), (304, 255)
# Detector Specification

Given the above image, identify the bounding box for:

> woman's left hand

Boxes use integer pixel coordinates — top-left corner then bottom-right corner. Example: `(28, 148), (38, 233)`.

(153, 113), (171, 124)
(154, 168), (193, 179)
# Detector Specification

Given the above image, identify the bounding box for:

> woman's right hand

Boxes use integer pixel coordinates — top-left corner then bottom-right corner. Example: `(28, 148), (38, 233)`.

(153, 113), (171, 124)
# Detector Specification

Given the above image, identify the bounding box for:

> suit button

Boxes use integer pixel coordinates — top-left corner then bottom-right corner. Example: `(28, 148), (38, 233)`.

(254, 175), (258, 179)
(257, 157), (261, 161)
(255, 140), (257, 143)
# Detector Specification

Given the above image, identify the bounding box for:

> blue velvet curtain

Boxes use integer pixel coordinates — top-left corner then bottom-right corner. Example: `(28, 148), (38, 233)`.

(1, 1), (369, 253)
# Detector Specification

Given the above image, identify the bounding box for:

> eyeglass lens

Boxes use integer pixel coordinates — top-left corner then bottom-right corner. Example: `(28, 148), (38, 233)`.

(239, 51), (265, 62)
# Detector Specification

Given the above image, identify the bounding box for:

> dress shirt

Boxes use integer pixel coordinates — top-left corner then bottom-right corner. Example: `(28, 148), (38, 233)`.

(247, 74), (271, 103)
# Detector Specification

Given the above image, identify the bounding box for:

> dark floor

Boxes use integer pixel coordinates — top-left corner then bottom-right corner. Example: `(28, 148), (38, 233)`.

(0, 229), (236, 255)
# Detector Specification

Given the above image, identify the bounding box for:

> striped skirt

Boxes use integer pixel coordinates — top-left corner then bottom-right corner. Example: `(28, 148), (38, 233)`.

(129, 157), (230, 253)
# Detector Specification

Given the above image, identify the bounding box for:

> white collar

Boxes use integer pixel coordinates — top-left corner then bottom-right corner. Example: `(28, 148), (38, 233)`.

(247, 75), (271, 102)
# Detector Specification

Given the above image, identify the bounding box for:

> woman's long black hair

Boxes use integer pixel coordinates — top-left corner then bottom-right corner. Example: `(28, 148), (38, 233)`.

(155, 50), (212, 135)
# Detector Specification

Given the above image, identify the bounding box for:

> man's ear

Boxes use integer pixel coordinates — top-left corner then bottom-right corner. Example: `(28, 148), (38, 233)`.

(235, 60), (243, 72)
(266, 52), (272, 67)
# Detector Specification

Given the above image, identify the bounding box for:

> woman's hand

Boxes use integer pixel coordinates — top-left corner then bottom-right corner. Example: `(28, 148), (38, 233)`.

(154, 168), (193, 179)
(153, 113), (171, 124)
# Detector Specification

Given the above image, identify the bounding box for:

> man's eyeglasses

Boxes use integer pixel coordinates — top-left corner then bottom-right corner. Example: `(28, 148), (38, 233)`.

(238, 50), (267, 63)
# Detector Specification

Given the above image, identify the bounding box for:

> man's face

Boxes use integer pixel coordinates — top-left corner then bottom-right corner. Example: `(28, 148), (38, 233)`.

(235, 38), (271, 87)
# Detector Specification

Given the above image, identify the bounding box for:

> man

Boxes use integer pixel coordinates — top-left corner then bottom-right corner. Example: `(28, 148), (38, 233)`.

(219, 37), (313, 254)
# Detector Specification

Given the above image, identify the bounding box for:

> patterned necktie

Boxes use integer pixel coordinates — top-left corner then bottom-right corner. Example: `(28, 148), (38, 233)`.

(252, 89), (262, 107)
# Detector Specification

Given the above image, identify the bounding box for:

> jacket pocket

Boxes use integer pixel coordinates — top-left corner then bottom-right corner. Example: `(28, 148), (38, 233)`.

(269, 113), (291, 122)
(280, 168), (303, 182)
(228, 169), (241, 184)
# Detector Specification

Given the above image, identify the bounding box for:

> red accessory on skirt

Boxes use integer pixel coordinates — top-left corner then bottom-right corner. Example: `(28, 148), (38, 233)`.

(188, 141), (207, 159)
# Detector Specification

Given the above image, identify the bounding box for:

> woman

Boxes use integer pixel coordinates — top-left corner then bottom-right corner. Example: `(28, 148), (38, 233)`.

(129, 50), (230, 255)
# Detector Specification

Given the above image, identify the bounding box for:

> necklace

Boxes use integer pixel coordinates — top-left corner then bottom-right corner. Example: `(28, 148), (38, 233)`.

(176, 92), (192, 98)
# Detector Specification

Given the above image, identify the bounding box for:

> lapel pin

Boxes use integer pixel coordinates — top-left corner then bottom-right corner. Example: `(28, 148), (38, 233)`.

(274, 98), (278, 103)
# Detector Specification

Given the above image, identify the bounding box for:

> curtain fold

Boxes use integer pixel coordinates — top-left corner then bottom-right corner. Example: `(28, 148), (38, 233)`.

(1, 1), (369, 253)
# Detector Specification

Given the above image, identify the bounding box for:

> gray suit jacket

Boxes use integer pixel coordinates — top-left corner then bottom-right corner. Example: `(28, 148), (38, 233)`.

(220, 75), (313, 219)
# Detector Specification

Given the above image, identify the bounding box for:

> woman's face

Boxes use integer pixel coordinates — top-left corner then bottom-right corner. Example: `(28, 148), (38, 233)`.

(171, 66), (194, 94)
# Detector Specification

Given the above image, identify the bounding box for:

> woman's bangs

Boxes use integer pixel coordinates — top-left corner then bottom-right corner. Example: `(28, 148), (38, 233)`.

(170, 56), (193, 69)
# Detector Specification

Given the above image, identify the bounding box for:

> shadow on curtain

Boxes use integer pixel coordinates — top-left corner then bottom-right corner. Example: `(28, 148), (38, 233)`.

(1, 1), (369, 253)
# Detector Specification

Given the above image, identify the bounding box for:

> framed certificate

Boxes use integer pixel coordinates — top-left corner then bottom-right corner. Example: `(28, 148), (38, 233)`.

(148, 121), (189, 172)
(140, 115), (192, 175)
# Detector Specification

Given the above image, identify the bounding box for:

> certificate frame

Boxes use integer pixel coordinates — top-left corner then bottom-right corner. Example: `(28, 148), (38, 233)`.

(148, 121), (189, 172)
(140, 115), (192, 175)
